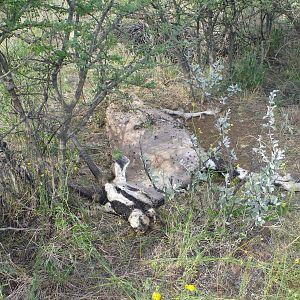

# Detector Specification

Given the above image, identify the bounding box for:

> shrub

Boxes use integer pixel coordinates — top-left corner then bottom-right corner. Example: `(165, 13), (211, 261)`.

(231, 52), (266, 89)
(216, 90), (285, 225)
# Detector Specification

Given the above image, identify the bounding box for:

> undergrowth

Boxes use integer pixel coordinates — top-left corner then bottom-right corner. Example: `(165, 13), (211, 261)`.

(1, 27), (300, 300)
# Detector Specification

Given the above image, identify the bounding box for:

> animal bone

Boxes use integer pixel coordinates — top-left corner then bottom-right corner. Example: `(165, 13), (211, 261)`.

(203, 156), (300, 192)
(161, 107), (220, 120)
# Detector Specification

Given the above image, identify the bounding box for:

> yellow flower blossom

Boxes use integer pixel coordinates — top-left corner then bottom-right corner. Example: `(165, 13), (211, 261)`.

(152, 291), (161, 300)
(294, 258), (299, 264)
(184, 284), (196, 292)
(281, 202), (287, 208)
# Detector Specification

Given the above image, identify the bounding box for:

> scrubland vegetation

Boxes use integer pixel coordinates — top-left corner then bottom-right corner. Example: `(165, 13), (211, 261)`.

(0, 1), (300, 299)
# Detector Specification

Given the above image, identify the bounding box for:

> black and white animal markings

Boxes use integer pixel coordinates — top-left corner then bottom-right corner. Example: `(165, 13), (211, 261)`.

(104, 156), (164, 230)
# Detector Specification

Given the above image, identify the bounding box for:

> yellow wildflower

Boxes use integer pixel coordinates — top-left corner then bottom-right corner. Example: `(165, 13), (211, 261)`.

(294, 258), (300, 264)
(281, 202), (287, 208)
(281, 162), (287, 171)
(152, 291), (161, 300)
(184, 284), (196, 292)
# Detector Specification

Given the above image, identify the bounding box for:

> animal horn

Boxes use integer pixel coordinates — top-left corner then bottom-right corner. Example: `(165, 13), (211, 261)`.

(113, 155), (130, 184)
(71, 136), (104, 185)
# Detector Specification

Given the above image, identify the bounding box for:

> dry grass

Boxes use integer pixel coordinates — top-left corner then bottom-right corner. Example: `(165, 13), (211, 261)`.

(1, 57), (300, 300)
(1, 178), (299, 299)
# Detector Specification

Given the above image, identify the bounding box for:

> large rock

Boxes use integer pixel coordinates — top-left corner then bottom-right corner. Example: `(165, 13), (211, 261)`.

(106, 99), (207, 191)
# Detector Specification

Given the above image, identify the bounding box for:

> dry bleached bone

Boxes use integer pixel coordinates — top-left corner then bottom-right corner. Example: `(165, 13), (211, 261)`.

(161, 107), (220, 120)
(274, 173), (300, 192)
(202, 158), (300, 192)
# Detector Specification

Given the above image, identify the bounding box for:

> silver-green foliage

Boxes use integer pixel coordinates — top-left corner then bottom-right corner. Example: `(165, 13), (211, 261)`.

(189, 59), (242, 102)
(217, 90), (285, 225)
(245, 90), (285, 224)
(189, 60), (224, 99)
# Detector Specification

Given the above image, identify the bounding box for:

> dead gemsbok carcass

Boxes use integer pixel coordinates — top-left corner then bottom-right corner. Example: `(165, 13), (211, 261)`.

(70, 99), (300, 231)
(71, 135), (300, 232)
(70, 136), (164, 231)
(69, 98), (209, 231)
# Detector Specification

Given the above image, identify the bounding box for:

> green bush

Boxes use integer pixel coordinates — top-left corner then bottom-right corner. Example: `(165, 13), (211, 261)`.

(231, 52), (266, 89)
(269, 28), (285, 55)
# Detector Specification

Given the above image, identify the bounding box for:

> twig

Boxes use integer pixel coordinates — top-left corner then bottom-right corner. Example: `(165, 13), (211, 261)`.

(0, 227), (39, 232)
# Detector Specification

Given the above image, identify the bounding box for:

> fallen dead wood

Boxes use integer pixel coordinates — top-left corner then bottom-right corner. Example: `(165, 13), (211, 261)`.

(0, 226), (40, 232)
(69, 100), (300, 230)
(233, 168), (300, 192)
(161, 107), (220, 120)
(71, 139), (300, 231)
